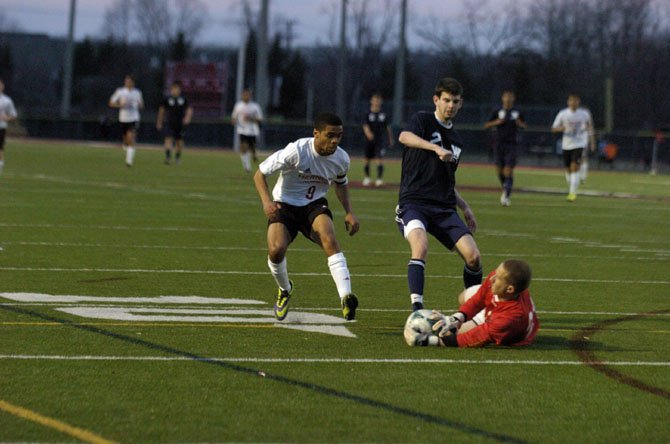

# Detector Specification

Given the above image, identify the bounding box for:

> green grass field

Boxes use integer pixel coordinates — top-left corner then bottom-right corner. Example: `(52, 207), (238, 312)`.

(0, 139), (669, 443)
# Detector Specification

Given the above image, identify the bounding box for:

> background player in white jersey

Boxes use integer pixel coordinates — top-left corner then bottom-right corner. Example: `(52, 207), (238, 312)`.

(551, 93), (596, 201)
(232, 88), (263, 172)
(109, 75), (144, 167)
(0, 79), (17, 176)
(253, 112), (360, 321)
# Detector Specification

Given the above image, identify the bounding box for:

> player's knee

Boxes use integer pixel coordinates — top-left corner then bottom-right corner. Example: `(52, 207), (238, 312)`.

(267, 244), (287, 263)
(320, 234), (340, 255)
(465, 250), (481, 269)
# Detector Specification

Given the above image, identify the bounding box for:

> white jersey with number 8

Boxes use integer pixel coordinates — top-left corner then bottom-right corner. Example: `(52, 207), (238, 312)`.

(259, 137), (350, 207)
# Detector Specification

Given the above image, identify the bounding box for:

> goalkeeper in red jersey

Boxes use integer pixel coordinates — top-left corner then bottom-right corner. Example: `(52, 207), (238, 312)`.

(405, 259), (539, 348)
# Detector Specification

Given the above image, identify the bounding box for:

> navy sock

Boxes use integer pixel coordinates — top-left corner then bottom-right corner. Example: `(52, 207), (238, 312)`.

(165, 149), (171, 159)
(364, 164), (370, 177)
(377, 164), (384, 179)
(408, 259), (425, 307)
(504, 176), (513, 197)
(463, 265), (483, 289)
(498, 173), (505, 186)
(176, 151), (181, 161)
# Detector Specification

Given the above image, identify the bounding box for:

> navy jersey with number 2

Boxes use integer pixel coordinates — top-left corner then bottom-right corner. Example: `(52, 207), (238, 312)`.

(398, 111), (464, 209)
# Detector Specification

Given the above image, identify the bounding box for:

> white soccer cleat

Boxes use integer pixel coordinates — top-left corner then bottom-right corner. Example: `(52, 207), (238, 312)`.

(362, 177), (372, 186)
(375, 178), (383, 187)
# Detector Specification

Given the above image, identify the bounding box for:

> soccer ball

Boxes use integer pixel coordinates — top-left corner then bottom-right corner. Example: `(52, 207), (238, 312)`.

(403, 309), (438, 346)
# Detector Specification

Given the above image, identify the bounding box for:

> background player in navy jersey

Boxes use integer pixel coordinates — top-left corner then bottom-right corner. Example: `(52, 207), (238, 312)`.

(156, 80), (193, 165)
(484, 90), (526, 206)
(395, 77), (483, 312)
(253, 112), (360, 321)
(362, 93), (393, 186)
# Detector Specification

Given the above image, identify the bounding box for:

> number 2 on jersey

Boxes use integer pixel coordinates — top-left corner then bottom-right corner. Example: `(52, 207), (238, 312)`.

(305, 185), (316, 200)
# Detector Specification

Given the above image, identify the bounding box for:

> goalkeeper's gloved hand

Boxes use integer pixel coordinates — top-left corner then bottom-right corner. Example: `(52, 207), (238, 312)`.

(403, 324), (439, 347)
(429, 311), (465, 338)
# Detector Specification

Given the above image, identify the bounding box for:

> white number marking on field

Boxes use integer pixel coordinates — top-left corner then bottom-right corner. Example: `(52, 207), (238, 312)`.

(0, 293), (356, 338)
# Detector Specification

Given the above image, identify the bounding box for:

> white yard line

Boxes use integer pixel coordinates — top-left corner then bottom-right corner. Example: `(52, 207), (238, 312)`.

(0, 266), (668, 285)
(2, 241), (669, 260)
(0, 354), (667, 366)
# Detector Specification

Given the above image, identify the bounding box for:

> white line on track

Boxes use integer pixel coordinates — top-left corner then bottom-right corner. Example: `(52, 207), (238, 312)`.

(0, 266), (668, 285)
(0, 354), (667, 366)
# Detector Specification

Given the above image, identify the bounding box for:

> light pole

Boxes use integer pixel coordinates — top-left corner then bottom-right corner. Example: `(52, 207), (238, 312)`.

(392, 0), (407, 127)
(60, 0), (76, 118)
(336, 0), (347, 120)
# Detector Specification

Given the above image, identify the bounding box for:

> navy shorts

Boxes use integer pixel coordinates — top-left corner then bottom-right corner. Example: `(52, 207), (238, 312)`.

(269, 197), (333, 243)
(562, 148), (584, 168)
(495, 142), (518, 168)
(395, 203), (471, 250)
(164, 124), (184, 140)
(364, 141), (384, 159)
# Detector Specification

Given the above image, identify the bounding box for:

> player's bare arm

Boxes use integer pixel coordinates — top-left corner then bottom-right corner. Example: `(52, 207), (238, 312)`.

(156, 106), (165, 130)
(516, 117), (527, 129)
(334, 182), (359, 236)
(484, 118), (504, 129)
(253, 170), (281, 217)
(184, 107), (193, 126)
(587, 118), (596, 152)
(398, 130), (452, 161)
(455, 189), (477, 233)
(362, 124), (374, 141)
(551, 125), (565, 133)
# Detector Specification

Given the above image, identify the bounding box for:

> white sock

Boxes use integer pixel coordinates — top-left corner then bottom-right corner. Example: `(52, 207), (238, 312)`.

(580, 162), (588, 181)
(0, 160), (4, 175)
(126, 147), (136, 165)
(327, 252), (352, 299)
(410, 293), (423, 305)
(569, 172), (579, 194)
(241, 152), (252, 172)
(267, 257), (291, 292)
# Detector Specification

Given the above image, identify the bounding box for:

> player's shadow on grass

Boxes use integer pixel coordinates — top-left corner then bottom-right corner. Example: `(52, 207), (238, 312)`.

(532, 335), (631, 353)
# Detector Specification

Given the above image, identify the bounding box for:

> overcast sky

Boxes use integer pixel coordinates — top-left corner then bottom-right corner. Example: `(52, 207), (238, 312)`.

(0, 0), (504, 48)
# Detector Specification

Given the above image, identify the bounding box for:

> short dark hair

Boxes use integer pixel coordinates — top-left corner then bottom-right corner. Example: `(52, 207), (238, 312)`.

(568, 92), (581, 99)
(314, 112), (343, 130)
(502, 259), (532, 294)
(172, 80), (182, 87)
(434, 77), (463, 98)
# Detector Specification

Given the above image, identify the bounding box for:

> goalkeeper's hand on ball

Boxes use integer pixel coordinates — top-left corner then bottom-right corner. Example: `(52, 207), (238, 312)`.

(429, 311), (465, 338)
(403, 324), (439, 347)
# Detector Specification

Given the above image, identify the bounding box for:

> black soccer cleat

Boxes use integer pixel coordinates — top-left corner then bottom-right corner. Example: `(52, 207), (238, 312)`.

(341, 293), (358, 321)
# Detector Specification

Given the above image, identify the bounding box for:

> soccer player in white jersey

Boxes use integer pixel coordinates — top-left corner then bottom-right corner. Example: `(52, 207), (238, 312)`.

(551, 93), (596, 201)
(0, 79), (17, 176)
(232, 88), (263, 172)
(253, 112), (360, 321)
(109, 75), (144, 167)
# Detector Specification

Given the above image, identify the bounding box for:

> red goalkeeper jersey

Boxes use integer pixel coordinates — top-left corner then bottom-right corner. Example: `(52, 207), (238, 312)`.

(456, 271), (539, 348)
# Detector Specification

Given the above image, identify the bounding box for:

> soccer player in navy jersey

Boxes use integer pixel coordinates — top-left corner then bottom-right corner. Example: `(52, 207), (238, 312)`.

(484, 90), (526, 206)
(362, 93), (393, 186)
(157, 80), (193, 165)
(395, 77), (482, 311)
